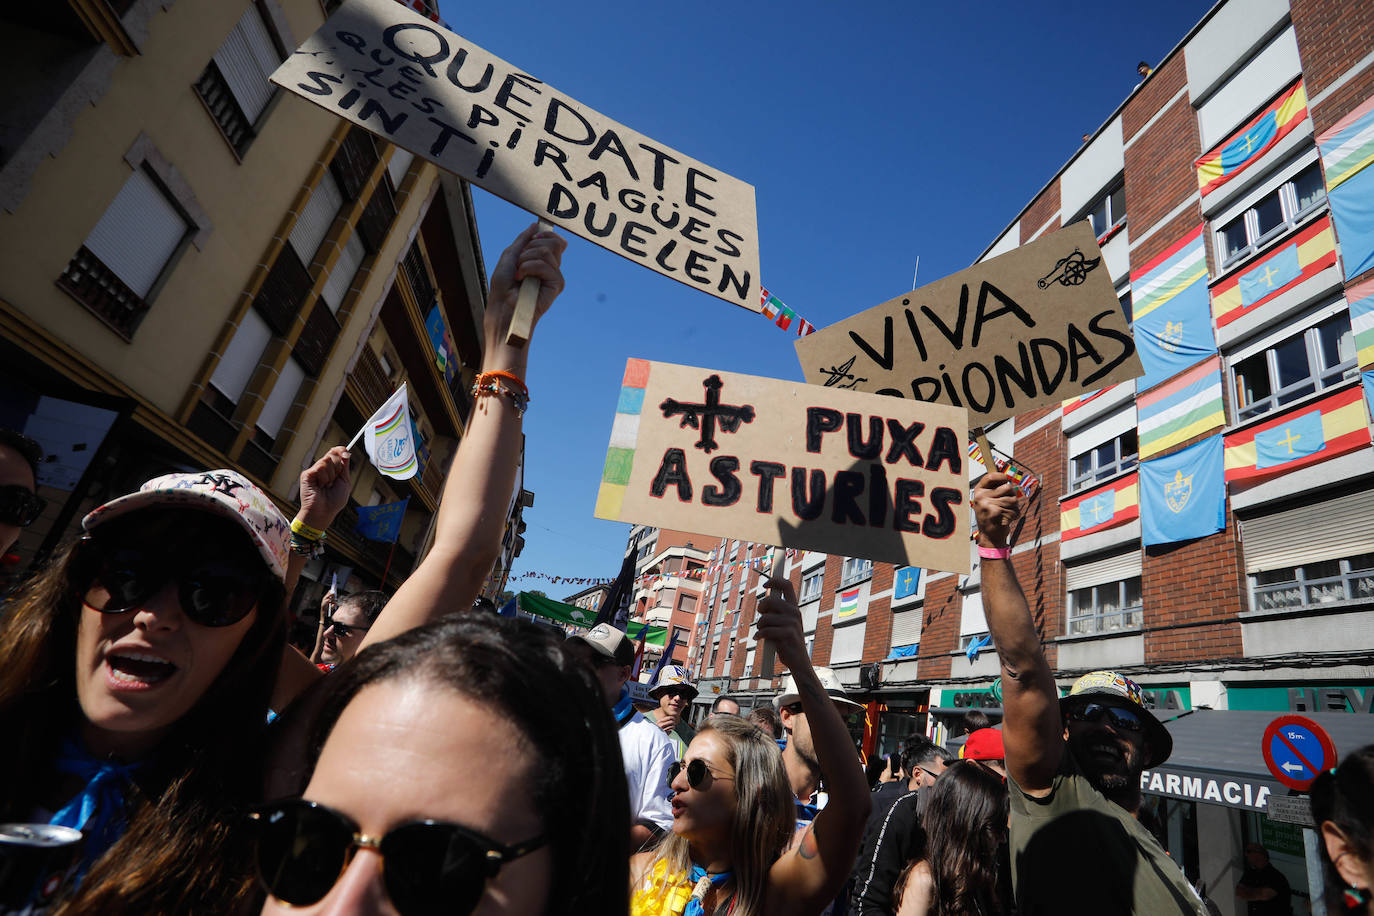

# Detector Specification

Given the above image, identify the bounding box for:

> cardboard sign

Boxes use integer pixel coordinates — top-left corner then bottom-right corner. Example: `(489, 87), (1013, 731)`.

(595, 359), (970, 573)
(271, 0), (760, 312)
(795, 222), (1143, 424)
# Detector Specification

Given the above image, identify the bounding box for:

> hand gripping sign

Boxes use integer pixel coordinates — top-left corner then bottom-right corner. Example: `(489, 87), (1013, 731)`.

(595, 359), (970, 575)
(271, 0), (762, 339)
(795, 222), (1144, 425)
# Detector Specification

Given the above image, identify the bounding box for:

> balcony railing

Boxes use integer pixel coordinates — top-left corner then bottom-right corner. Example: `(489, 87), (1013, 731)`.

(293, 299), (340, 377)
(57, 246), (148, 339)
(253, 247), (312, 334)
(330, 126), (379, 200)
(194, 60), (255, 156)
(349, 344), (393, 412)
(402, 243), (435, 306)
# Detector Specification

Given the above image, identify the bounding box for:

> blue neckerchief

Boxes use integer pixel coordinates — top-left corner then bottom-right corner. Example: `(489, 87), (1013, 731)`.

(685, 863), (732, 916)
(795, 798), (819, 823)
(613, 687), (636, 728)
(49, 737), (142, 882)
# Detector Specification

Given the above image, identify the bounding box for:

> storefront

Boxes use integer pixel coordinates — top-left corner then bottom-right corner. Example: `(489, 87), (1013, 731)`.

(925, 684), (1003, 749)
(1141, 709), (1372, 916)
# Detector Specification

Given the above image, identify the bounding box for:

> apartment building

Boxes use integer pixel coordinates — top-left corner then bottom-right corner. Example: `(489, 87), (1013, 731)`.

(0, 0), (514, 606)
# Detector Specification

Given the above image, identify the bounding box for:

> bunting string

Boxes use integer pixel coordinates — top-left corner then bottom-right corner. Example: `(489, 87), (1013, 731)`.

(967, 440), (1040, 499)
(760, 287), (817, 337)
(508, 550), (803, 592)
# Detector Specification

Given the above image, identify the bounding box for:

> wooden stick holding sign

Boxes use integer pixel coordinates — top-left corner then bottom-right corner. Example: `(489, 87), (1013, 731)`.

(506, 221), (553, 347)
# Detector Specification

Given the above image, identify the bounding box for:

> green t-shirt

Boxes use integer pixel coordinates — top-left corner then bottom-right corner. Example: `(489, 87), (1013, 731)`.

(1008, 752), (1207, 915)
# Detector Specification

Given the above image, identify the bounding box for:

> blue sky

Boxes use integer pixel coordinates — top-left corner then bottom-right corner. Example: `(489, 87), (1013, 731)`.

(441, 0), (1212, 593)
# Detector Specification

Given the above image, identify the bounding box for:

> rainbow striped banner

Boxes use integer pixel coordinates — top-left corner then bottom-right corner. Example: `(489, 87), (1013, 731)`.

(1224, 385), (1371, 485)
(1196, 80), (1308, 195)
(1350, 277), (1374, 369)
(1060, 473), (1139, 540)
(1210, 216), (1337, 328)
(836, 587), (861, 618)
(1137, 356), (1225, 459)
(595, 359), (651, 520)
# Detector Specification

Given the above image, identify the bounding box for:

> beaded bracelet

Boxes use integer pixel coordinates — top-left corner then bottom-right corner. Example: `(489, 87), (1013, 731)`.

(472, 371), (530, 417)
(289, 529), (327, 559)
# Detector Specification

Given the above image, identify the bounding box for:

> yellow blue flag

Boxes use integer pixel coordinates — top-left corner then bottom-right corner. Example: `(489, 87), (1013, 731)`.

(1255, 409), (1326, 469)
(1140, 435), (1225, 546)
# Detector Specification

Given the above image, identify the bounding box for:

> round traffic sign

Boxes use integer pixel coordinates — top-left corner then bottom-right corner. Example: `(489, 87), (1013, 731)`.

(1261, 715), (1337, 792)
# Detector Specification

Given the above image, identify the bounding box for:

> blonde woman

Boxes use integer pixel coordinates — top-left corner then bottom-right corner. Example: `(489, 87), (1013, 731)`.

(630, 575), (870, 916)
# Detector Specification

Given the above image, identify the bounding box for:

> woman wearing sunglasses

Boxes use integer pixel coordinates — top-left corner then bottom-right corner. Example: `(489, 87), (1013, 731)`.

(0, 428), (45, 558)
(0, 225), (568, 913)
(253, 614), (629, 915)
(631, 575), (870, 916)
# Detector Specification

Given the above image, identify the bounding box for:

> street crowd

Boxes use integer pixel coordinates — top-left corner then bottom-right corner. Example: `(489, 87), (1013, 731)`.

(0, 227), (1369, 915)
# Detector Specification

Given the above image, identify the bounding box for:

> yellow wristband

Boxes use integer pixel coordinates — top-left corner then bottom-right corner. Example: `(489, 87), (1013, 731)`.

(291, 518), (326, 540)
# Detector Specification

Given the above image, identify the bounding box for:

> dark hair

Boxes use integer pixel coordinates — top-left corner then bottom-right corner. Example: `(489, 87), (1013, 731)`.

(713, 694), (738, 713)
(865, 754), (885, 788)
(0, 428), (41, 481)
(306, 614), (630, 916)
(902, 737), (953, 775)
(337, 589), (387, 627)
(961, 709), (991, 734)
(1311, 745), (1374, 910)
(1137, 60), (1150, 70)
(747, 704), (782, 739)
(0, 508), (287, 912)
(919, 761), (1008, 916)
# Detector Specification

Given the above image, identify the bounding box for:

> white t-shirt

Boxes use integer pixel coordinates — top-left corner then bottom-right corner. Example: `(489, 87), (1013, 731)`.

(620, 711), (675, 831)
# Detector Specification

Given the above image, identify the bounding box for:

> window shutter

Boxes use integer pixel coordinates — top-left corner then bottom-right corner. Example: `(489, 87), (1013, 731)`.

(960, 592), (987, 636)
(213, 6), (279, 123)
(320, 231), (364, 312)
(1241, 490), (1374, 572)
(210, 309), (271, 402)
(830, 620), (865, 664)
(387, 148), (415, 185)
(1066, 404), (1137, 457)
(1065, 549), (1143, 590)
(84, 168), (188, 297)
(256, 357), (306, 438)
(289, 173), (344, 266)
(890, 608), (922, 647)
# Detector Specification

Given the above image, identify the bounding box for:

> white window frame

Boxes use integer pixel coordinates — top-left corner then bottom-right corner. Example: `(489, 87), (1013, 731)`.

(1083, 181), (1126, 241)
(209, 309), (271, 403)
(1228, 308), (1356, 423)
(1069, 430), (1139, 492)
(800, 570), (823, 604)
(1067, 577), (1143, 636)
(1250, 553), (1374, 612)
(1213, 155), (1327, 271)
(840, 557), (873, 587)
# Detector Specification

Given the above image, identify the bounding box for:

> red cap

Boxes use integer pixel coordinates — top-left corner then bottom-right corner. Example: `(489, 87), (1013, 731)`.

(961, 728), (1005, 761)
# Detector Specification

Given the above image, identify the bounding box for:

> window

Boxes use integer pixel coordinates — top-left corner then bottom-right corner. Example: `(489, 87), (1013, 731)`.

(677, 595), (697, 614)
(1252, 554), (1374, 611)
(377, 350), (395, 380)
(893, 566), (923, 602)
(672, 625), (689, 647)
(709, 641), (720, 668)
(252, 356), (306, 451)
(387, 147), (415, 186)
(840, 557), (873, 587)
(195, 3), (284, 156)
(1118, 287), (1133, 326)
(1215, 162), (1326, 268)
(320, 231), (365, 313)
(1069, 429), (1138, 491)
(57, 166), (191, 338)
(800, 570), (823, 603)
(1067, 577), (1143, 635)
(830, 620), (865, 664)
(1231, 314), (1355, 422)
(1086, 183), (1127, 239)
(289, 173), (345, 270)
(960, 632), (992, 652)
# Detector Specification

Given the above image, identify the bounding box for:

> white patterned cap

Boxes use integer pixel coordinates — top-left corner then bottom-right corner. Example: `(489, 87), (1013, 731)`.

(82, 470), (291, 581)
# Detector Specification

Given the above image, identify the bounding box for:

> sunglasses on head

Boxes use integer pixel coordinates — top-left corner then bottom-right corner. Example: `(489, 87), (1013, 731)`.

(249, 799), (546, 916)
(1065, 702), (1144, 732)
(0, 484), (44, 528)
(667, 758), (735, 791)
(329, 620), (368, 639)
(80, 535), (271, 628)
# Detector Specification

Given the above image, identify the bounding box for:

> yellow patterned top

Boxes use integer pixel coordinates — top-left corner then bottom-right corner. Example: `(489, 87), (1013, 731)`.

(630, 859), (695, 916)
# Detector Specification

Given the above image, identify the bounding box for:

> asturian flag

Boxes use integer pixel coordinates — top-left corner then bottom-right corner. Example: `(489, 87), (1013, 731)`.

(363, 384), (418, 480)
(1139, 435), (1225, 547)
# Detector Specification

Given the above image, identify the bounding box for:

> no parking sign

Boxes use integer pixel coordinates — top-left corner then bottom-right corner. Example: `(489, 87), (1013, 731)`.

(1261, 715), (1338, 792)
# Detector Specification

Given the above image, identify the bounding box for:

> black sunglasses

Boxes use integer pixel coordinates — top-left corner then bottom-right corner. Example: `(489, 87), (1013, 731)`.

(0, 484), (44, 529)
(668, 758), (735, 791)
(1065, 702), (1144, 732)
(329, 620), (369, 639)
(80, 536), (271, 628)
(249, 799), (546, 916)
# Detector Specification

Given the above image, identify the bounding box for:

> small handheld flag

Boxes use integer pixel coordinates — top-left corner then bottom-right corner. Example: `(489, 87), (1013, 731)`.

(350, 384), (418, 481)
